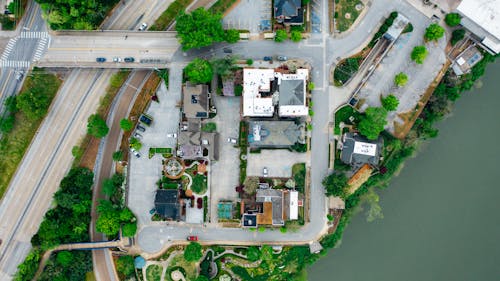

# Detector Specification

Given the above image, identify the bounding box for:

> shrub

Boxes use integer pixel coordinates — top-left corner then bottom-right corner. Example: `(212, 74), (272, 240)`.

(184, 242), (203, 262)
(119, 118), (133, 131)
(291, 30), (302, 42)
(246, 59), (253, 65)
(444, 13), (461, 27)
(424, 23), (445, 41)
(116, 256), (135, 277)
(275, 29), (288, 42)
(381, 95), (399, 111)
(451, 29), (465, 46)
(87, 114), (109, 138)
(411, 46), (428, 64)
(394, 72), (408, 87)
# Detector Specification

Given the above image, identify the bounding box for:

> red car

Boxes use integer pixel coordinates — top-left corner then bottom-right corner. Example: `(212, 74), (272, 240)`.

(187, 236), (198, 241)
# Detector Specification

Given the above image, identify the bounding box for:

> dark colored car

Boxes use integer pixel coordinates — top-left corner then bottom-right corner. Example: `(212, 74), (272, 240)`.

(277, 55), (287, 61)
(263, 56), (272, 61)
(187, 236), (198, 241)
(223, 48), (232, 53)
(140, 114), (153, 126)
(96, 57), (106, 63)
(124, 57), (135, 63)
(136, 125), (146, 132)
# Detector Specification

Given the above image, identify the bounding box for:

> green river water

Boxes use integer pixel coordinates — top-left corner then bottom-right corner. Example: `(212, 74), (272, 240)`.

(309, 61), (500, 281)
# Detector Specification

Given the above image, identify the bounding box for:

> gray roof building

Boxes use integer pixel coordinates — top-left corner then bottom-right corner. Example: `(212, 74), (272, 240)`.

(183, 83), (209, 118)
(248, 121), (305, 148)
(154, 189), (180, 220)
(274, 0), (304, 25)
(256, 189), (284, 226)
(279, 79), (304, 106)
(340, 132), (383, 168)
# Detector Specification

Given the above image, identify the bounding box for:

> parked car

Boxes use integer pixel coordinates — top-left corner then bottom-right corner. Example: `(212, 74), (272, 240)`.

(187, 236), (198, 241)
(139, 114), (153, 126)
(277, 55), (287, 61)
(263, 167), (269, 177)
(96, 57), (106, 63)
(130, 148), (141, 158)
(223, 48), (232, 53)
(124, 57), (135, 63)
(167, 133), (177, 138)
(227, 137), (237, 144)
(113, 57), (121, 62)
(134, 132), (143, 139)
(263, 56), (272, 61)
(15, 71), (24, 81)
(138, 22), (148, 31)
(136, 125), (146, 132)
(149, 208), (156, 215)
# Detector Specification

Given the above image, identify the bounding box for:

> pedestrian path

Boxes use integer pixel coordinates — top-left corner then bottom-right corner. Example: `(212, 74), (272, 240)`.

(33, 37), (48, 61)
(19, 31), (49, 39)
(1, 38), (18, 61)
(0, 60), (31, 68)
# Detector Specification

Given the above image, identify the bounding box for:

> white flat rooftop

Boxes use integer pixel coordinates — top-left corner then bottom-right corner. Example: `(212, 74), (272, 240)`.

(243, 68), (275, 117)
(353, 141), (377, 156)
(457, 0), (500, 40)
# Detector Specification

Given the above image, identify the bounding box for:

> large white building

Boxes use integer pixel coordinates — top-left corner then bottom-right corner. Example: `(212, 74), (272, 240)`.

(242, 68), (309, 117)
(456, 0), (500, 54)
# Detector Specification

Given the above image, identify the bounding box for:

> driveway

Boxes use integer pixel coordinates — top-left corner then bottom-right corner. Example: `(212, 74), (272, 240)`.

(247, 150), (308, 178)
(223, 0), (271, 33)
(128, 67), (183, 226)
(209, 96), (241, 223)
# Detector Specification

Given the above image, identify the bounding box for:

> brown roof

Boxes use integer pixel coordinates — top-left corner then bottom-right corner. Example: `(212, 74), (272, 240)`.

(257, 202), (274, 225)
(347, 164), (373, 195)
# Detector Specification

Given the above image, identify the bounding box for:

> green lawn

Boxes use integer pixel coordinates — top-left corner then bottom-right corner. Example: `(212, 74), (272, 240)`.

(334, 105), (360, 135)
(149, 0), (192, 30)
(292, 163), (306, 193)
(191, 174), (207, 194)
(209, 0), (238, 14)
(146, 265), (163, 281)
(335, 0), (364, 32)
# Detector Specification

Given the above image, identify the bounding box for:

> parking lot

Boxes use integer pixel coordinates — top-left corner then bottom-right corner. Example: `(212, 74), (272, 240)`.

(355, 19), (447, 134)
(209, 96), (241, 223)
(223, 0), (271, 33)
(247, 150), (308, 178)
(128, 68), (182, 226)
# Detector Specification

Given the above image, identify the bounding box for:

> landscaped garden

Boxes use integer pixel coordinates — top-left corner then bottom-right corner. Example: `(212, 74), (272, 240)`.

(184, 162), (208, 195)
(334, 105), (361, 134)
(334, 0), (365, 32)
(146, 264), (163, 281)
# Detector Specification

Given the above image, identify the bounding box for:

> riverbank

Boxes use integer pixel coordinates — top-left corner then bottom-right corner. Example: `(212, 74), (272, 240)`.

(309, 59), (500, 281)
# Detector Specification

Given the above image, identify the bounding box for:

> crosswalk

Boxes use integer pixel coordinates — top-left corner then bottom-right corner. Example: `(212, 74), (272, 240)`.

(33, 37), (48, 61)
(1, 38), (19, 61)
(19, 31), (49, 39)
(0, 60), (31, 68)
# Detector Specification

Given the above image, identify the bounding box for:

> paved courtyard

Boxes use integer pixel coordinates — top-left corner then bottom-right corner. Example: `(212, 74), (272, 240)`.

(128, 68), (182, 226)
(223, 0), (271, 33)
(247, 149), (308, 178)
(209, 96), (241, 223)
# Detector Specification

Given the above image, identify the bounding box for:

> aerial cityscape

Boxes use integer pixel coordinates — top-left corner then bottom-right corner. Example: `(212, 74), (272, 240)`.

(0, 0), (498, 280)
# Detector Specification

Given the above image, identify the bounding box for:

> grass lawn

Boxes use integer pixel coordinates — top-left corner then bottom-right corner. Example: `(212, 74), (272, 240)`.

(191, 174), (207, 194)
(334, 105), (360, 135)
(292, 163), (306, 193)
(209, 0), (238, 14)
(146, 264), (163, 281)
(0, 71), (61, 198)
(335, 0), (364, 32)
(170, 255), (198, 280)
(149, 0), (192, 30)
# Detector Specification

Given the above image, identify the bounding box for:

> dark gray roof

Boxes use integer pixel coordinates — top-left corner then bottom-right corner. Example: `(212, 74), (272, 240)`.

(279, 79), (305, 106)
(154, 189), (180, 220)
(274, 0), (301, 18)
(248, 121), (305, 148)
(340, 132), (383, 168)
(243, 214), (257, 227)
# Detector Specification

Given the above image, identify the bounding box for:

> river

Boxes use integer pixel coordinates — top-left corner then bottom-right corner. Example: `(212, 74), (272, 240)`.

(309, 61), (500, 281)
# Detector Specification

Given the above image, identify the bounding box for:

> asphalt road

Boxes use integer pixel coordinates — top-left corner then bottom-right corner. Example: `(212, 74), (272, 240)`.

(0, 1), (48, 114)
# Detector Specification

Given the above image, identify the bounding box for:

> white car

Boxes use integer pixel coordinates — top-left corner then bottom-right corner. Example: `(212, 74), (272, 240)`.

(167, 133), (177, 138)
(134, 132), (142, 139)
(263, 167), (269, 177)
(113, 57), (122, 62)
(130, 148), (141, 158)
(138, 22), (148, 31)
(227, 137), (237, 144)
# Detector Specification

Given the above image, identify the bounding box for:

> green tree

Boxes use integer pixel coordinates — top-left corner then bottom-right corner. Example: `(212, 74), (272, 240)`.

(56, 251), (73, 266)
(195, 276), (210, 281)
(444, 13), (461, 27)
(424, 23), (445, 41)
(381, 94), (399, 111)
(260, 245), (273, 261)
(96, 209), (121, 237)
(129, 137), (142, 151)
(246, 59), (253, 65)
(225, 29), (240, 43)
(87, 114), (109, 138)
(394, 72), (408, 87)
(120, 208), (135, 222)
(112, 150), (123, 161)
(176, 8), (225, 50)
(184, 242), (203, 262)
(211, 56), (236, 78)
(451, 29), (465, 46)
(247, 246), (261, 262)
(71, 146), (83, 159)
(185, 58), (213, 84)
(0, 115), (15, 133)
(4, 95), (18, 113)
(119, 118), (133, 131)
(122, 222), (137, 237)
(291, 30), (302, 42)
(307, 82), (315, 91)
(102, 178), (116, 197)
(275, 29), (288, 42)
(322, 173), (349, 197)
(411, 46), (428, 64)
(116, 255), (135, 277)
(358, 107), (388, 140)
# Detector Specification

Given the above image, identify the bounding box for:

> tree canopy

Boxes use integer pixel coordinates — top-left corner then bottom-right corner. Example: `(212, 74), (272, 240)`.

(119, 118), (133, 131)
(16, 70), (61, 120)
(394, 72), (408, 87)
(176, 8), (225, 51)
(322, 173), (349, 198)
(116, 255), (135, 277)
(225, 29), (240, 43)
(184, 58), (213, 84)
(411, 46), (428, 64)
(184, 242), (203, 262)
(247, 246), (261, 262)
(358, 107), (388, 140)
(381, 94), (399, 111)
(444, 13), (461, 27)
(451, 29), (465, 46)
(424, 23), (445, 41)
(291, 30), (302, 42)
(87, 114), (109, 138)
(275, 29), (288, 42)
